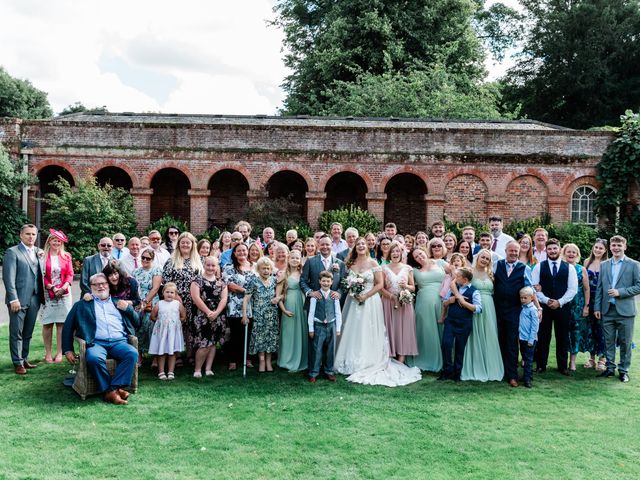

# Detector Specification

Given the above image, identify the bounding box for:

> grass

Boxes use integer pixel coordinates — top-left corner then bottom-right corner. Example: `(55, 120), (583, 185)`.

(1, 326), (639, 480)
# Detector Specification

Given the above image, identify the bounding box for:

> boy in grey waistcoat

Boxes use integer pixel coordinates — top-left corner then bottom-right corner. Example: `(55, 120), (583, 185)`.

(307, 271), (342, 382)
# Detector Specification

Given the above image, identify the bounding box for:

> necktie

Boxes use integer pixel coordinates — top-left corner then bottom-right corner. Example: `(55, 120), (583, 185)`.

(29, 248), (36, 263)
(552, 261), (558, 277)
(323, 257), (330, 270)
(507, 263), (513, 277)
(491, 238), (497, 252)
(134, 258), (138, 268)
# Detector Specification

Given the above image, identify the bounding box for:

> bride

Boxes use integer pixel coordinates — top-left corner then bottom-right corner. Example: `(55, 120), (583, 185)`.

(334, 237), (422, 387)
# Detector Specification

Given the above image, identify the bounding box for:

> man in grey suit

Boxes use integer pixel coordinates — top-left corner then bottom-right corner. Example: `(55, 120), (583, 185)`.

(301, 235), (346, 301)
(80, 237), (113, 295)
(2, 224), (45, 374)
(594, 235), (640, 383)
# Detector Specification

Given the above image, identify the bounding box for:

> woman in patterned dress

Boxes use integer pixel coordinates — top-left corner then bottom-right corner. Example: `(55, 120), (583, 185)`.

(162, 232), (203, 359)
(132, 248), (162, 361)
(190, 256), (228, 377)
(583, 239), (609, 371)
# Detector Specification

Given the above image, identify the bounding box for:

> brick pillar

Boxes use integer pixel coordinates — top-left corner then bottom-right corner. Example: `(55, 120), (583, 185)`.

(247, 189), (268, 205)
(365, 192), (386, 224)
(131, 188), (153, 233)
(189, 189), (211, 234)
(306, 191), (327, 229)
(547, 194), (568, 223)
(425, 194), (445, 226)
(28, 185), (39, 227)
(485, 195), (507, 220)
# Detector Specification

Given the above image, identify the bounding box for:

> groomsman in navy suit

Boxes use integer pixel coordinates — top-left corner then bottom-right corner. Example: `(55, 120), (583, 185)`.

(301, 235), (346, 301)
(594, 235), (640, 383)
(530, 238), (577, 375)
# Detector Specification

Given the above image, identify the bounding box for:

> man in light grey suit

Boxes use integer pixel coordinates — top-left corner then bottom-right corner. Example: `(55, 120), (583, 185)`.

(80, 237), (113, 295)
(301, 235), (346, 301)
(2, 224), (45, 374)
(594, 235), (640, 383)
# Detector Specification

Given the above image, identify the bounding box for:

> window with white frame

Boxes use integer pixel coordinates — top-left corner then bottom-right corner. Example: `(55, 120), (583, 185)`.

(571, 186), (597, 225)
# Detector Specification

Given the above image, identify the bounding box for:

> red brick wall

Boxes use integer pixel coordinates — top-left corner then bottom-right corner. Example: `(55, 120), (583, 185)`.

(1, 116), (616, 234)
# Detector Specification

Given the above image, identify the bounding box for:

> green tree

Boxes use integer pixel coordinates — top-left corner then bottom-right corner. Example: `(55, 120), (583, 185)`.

(58, 102), (109, 116)
(502, 0), (640, 129)
(0, 66), (52, 119)
(273, 0), (518, 117)
(0, 144), (33, 258)
(42, 178), (137, 266)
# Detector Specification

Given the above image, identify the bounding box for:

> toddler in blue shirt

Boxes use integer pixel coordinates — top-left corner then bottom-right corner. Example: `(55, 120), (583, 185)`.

(519, 287), (540, 388)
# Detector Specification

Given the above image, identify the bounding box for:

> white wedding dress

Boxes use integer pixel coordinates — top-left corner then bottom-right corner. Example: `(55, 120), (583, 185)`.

(334, 267), (422, 387)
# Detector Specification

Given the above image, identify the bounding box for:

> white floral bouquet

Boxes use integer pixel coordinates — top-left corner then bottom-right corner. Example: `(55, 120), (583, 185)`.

(341, 273), (366, 304)
(397, 289), (415, 306)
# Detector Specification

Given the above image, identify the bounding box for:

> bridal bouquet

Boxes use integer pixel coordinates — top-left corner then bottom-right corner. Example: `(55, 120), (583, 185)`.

(341, 273), (366, 304)
(397, 289), (415, 307)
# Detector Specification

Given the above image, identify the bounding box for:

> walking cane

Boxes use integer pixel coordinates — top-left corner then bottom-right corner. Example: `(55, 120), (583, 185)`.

(243, 320), (249, 378)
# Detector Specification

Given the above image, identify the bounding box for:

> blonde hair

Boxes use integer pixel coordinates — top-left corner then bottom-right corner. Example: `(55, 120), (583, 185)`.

(170, 232), (203, 273)
(163, 282), (177, 293)
(255, 256), (274, 271)
(473, 248), (494, 281)
(561, 243), (581, 263)
(449, 252), (468, 268)
(384, 241), (405, 262)
(428, 238), (447, 258)
(248, 242), (263, 263)
(43, 234), (71, 260)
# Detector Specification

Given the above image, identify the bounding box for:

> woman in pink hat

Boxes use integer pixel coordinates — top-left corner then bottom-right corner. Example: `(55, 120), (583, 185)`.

(41, 229), (74, 362)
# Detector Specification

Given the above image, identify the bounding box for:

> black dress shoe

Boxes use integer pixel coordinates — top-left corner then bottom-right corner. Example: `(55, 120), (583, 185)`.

(437, 372), (450, 381)
(597, 370), (615, 378)
(536, 367), (546, 373)
(620, 373), (630, 383)
(524, 381), (532, 389)
(559, 369), (572, 377)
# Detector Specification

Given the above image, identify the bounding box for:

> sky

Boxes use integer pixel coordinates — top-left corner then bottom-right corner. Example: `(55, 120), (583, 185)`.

(0, 0), (521, 116)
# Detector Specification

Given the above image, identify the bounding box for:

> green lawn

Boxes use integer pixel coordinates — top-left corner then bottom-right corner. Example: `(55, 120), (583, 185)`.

(1, 326), (639, 480)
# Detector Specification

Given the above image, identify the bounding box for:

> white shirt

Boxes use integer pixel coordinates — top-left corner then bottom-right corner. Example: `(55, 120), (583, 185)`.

(533, 247), (547, 263)
(120, 252), (142, 275)
(144, 246), (171, 269)
(530, 260), (578, 307)
(490, 232), (515, 258)
(21, 242), (36, 262)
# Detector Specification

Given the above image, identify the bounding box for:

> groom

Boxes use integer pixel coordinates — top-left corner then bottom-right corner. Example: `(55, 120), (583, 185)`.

(301, 235), (346, 303)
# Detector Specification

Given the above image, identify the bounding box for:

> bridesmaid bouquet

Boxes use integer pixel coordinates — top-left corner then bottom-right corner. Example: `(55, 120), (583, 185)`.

(396, 289), (415, 307)
(341, 274), (366, 304)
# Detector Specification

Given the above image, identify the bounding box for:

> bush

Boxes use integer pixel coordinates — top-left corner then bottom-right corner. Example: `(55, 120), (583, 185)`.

(444, 217), (489, 239)
(242, 197), (312, 242)
(0, 201), (30, 260)
(318, 205), (381, 236)
(42, 178), (137, 267)
(196, 227), (223, 243)
(146, 214), (189, 236)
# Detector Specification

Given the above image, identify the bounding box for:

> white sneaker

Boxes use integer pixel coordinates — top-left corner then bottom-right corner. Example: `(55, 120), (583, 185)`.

(205, 370), (214, 377)
(193, 371), (202, 378)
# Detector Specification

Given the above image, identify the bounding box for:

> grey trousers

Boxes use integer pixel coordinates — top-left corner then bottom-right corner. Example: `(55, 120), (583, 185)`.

(602, 306), (635, 374)
(8, 294), (41, 366)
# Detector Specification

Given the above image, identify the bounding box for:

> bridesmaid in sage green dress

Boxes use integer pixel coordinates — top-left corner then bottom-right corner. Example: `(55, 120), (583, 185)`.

(407, 247), (444, 372)
(461, 249), (504, 381)
(277, 250), (308, 372)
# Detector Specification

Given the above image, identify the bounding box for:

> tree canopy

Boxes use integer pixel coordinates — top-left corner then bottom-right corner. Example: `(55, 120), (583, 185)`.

(273, 0), (520, 118)
(0, 67), (52, 119)
(502, 0), (640, 129)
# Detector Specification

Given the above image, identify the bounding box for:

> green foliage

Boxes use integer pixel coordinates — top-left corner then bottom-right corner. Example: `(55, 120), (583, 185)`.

(595, 110), (640, 258)
(318, 205), (381, 236)
(146, 214), (189, 236)
(58, 102), (109, 116)
(196, 227), (222, 244)
(473, 1), (525, 62)
(0, 144), (34, 259)
(273, 0), (491, 116)
(242, 197), (312, 242)
(503, 215), (553, 239)
(321, 69), (516, 119)
(42, 178), (137, 265)
(0, 66), (52, 119)
(444, 217), (490, 239)
(502, 0), (640, 129)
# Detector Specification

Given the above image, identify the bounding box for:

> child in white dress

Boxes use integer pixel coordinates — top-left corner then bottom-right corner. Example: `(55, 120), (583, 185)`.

(149, 282), (186, 380)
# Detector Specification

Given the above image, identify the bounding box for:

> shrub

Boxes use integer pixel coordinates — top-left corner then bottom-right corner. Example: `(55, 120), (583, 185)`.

(318, 205), (381, 236)
(196, 227), (223, 244)
(42, 178), (137, 267)
(0, 201), (30, 260)
(147, 214), (189, 236)
(242, 197), (311, 243)
(444, 217), (488, 238)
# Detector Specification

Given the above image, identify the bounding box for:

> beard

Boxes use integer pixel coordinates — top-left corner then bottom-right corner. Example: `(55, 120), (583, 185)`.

(95, 290), (109, 300)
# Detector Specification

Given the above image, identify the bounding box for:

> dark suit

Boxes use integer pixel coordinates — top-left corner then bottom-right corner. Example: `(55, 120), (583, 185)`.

(594, 256), (640, 374)
(62, 297), (140, 392)
(301, 254), (346, 298)
(80, 253), (108, 295)
(2, 244), (45, 366)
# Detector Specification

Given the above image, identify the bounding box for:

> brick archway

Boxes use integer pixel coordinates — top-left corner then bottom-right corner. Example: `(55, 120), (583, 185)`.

(324, 171), (368, 211)
(36, 165), (76, 226)
(267, 170), (308, 220)
(150, 168), (191, 223)
(505, 175), (549, 220)
(384, 173), (427, 234)
(95, 166), (133, 191)
(208, 169), (250, 229)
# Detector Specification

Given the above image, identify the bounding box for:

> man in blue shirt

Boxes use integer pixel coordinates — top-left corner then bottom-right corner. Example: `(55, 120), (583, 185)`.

(62, 273), (140, 404)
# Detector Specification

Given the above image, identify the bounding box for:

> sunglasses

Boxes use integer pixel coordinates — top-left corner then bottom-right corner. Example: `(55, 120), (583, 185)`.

(99, 243), (113, 248)
(431, 245), (443, 249)
(114, 239), (125, 242)
(169, 231), (179, 235)
(141, 256), (153, 261)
